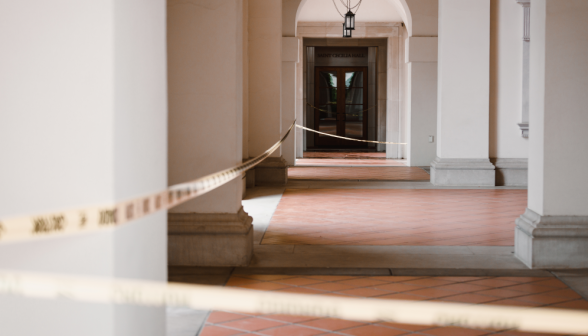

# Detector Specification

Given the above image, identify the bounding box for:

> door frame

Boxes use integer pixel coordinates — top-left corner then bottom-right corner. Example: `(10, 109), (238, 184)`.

(313, 66), (368, 148)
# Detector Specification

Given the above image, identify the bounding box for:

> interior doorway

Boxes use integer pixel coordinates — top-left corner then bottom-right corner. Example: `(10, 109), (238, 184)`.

(314, 66), (368, 149)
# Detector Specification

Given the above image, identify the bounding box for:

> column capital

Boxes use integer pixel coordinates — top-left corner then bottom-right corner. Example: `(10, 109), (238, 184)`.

(515, 0), (530, 8)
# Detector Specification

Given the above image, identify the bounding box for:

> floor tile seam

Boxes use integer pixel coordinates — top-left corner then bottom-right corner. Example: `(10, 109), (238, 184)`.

(204, 321), (283, 335)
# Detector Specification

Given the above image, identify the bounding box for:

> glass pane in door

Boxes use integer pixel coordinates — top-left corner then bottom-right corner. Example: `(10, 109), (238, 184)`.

(319, 71), (338, 87)
(318, 104), (337, 136)
(345, 105), (363, 138)
(345, 88), (363, 104)
(345, 72), (363, 87)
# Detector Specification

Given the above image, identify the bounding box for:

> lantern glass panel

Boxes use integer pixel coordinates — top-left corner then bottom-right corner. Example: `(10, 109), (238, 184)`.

(345, 11), (355, 30)
(342, 23), (352, 38)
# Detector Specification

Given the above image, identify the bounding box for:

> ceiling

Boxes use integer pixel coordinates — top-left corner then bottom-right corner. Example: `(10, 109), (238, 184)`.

(297, 0), (404, 23)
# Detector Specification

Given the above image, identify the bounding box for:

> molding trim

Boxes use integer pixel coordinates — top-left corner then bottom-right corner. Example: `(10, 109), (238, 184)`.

(430, 157), (495, 186)
(168, 206), (253, 266)
(515, 208), (588, 269)
(515, 0), (531, 41)
(518, 123), (529, 138)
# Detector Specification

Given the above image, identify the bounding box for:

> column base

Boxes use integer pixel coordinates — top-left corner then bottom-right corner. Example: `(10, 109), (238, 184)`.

(491, 158), (528, 186)
(168, 206), (253, 266)
(430, 157), (495, 186)
(515, 208), (588, 269)
(255, 156), (288, 186)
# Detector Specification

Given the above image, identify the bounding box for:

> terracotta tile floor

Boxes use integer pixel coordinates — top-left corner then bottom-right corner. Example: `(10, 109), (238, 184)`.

(303, 152), (386, 159)
(288, 167), (430, 181)
(200, 275), (588, 335)
(296, 158), (406, 167)
(261, 189), (527, 246)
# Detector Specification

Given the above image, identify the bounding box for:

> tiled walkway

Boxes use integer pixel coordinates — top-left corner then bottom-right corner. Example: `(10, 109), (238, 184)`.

(261, 189), (527, 246)
(288, 167), (430, 181)
(296, 158), (406, 166)
(200, 275), (588, 336)
(303, 152), (386, 159)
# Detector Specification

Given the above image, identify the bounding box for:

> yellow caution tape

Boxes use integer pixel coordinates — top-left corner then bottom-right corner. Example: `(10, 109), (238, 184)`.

(0, 121), (296, 243)
(296, 124), (407, 145)
(2, 119), (587, 336)
(0, 269), (587, 335)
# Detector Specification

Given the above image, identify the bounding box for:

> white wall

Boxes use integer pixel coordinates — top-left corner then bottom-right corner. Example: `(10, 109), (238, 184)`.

(298, 0), (403, 22)
(0, 0), (167, 335)
(168, 0), (243, 214)
(405, 0), (439, 36)
(437, 0), (490, 159)
(489, 0), (528, 159)
(528, 0), (588, 216)
(249, 0), (283, 157)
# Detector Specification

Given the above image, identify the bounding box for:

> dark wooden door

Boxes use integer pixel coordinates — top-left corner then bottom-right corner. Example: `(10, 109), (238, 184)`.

(314, 67), (368, 148)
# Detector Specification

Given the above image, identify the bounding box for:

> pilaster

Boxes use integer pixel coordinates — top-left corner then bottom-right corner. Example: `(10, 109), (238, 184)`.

(515, 0), (588, 269)
(434, 0), (492, 186)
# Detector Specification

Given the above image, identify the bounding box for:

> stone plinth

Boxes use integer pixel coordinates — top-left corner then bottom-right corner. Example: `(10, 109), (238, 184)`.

(255, 156), (288, 186)
(515, 209), (588, 269)
(168, 207), (253, 266)
(430, 157), (495, 186)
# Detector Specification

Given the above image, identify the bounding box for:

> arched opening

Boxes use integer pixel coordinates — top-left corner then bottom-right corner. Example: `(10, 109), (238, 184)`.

(289, 0), (411, 161)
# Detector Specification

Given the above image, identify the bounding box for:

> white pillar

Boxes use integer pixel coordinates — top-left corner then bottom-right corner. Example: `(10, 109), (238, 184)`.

(168, 0), (251, 266)
(0, 0), (167, 335)
(249, 0), (287, 185)
(404, 37), (438, 166)
(515, 0), (588, 269)
(281, 37), (298, 166)
(431, 0), (495, 186)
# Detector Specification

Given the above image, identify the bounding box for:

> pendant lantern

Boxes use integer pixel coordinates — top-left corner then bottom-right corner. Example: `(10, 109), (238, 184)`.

(345, 11), (355, 30)
(343, 23), (352, 38)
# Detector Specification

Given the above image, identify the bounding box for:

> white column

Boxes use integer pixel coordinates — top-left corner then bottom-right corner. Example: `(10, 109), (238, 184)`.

(281, 37), (298, 166)
(404, 37), (438, 166)
(515, 0), (588, 269)
(431, 0), (495, 186)
(168, 0), (251, 266)
(385, 27), (401, 157)
(249, 0), (287, 184)
(0, 0), (167, 335)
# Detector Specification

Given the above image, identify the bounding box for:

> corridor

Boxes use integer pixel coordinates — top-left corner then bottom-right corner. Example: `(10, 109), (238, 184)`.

(171, 152), (588, 336)
(4, 0), (588, 335)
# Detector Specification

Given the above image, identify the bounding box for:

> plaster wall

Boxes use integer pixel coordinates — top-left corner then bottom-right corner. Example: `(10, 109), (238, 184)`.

(386, 28), (402, 157)
(281, 37), (298, 166)
(527, 0), (588, 216)
(406, 62), (438, 166)
(168, 0), (243, 214)
(489, 0), (528, 159)
(437, 0), (490, 159)
(243, 0), (250, 160)
(0, 0), (167, 334)
(297, 0), (403, 22)
(405, 36), (438, 166)
(399, 26), (409, 159)
(249, 0), (283, 157)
